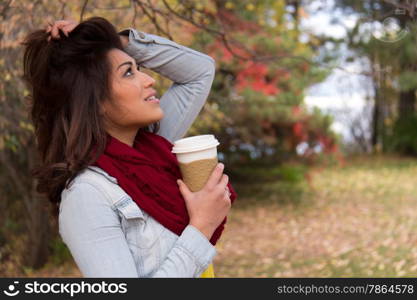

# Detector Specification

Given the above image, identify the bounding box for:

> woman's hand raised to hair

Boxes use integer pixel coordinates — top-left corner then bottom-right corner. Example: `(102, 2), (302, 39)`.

(45, 19), (78, 41)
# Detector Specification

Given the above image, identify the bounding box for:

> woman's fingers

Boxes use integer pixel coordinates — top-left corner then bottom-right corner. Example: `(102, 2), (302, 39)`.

(45, 20), (53, 32)
(46, 19), (78, 40)
(64, 22), (78, 32)
(50, 23), (61, 38)
(51, 21), (71, 38)
(61, 23), (78, 37)
(205, 163), (224, 191)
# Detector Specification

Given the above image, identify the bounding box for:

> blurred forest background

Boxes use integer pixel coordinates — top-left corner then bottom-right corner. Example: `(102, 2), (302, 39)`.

(1, 0), (417, 277)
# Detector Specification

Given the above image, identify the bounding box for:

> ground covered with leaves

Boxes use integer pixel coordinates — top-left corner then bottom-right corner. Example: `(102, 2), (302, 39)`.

(214, 156), (417, 277)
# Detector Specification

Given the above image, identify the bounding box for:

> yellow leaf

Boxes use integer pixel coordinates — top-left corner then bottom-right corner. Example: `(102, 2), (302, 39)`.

(225, 2), (234, 9)
(246, 3), (255, 11)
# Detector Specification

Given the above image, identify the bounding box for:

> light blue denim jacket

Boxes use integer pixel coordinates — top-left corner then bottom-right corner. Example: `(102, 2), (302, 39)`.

(59, 28), (217, 278)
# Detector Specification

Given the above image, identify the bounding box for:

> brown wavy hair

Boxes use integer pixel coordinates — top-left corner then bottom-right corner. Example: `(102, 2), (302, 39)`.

(21, 16), (159, 218)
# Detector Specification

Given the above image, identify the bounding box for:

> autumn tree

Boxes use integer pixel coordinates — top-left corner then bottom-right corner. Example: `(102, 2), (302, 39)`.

(0, 0), (336, 272)
(334, 0), (417, 154)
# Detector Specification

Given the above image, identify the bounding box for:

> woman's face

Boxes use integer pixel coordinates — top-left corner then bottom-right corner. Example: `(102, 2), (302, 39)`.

(102, 48), (164, 133)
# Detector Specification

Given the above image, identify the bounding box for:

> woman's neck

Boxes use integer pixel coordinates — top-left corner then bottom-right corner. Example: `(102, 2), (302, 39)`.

(106, 127), (139, 147)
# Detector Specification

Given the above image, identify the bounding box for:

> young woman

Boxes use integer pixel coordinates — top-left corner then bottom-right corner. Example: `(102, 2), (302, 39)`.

(22, 16), (237, 277)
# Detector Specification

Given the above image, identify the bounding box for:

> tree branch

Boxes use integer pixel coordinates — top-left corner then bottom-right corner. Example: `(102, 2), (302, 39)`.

(79, 0), (89, 22)
(133, 0), (173, 39)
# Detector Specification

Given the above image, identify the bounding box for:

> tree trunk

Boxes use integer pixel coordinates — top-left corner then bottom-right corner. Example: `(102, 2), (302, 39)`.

(22, 142), (53, 270)
(22, 192), (52, 269)
(398, 89), (416, 118)
(371, 86), (380, 149)
(0, 141), (54, 270)
(371, 59), (385, 151)
(398, 45), (417, 117)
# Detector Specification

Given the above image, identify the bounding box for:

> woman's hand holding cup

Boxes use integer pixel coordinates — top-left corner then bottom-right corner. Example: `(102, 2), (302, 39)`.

(177, 162), (231, 240)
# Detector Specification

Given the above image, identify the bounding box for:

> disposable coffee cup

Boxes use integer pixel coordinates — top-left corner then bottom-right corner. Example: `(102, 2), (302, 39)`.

(172, 134), (220, 278)
(172, 135), (220, 192)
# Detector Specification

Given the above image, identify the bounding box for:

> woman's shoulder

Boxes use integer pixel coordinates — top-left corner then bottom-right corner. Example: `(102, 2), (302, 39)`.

(61, 166), (127, 207)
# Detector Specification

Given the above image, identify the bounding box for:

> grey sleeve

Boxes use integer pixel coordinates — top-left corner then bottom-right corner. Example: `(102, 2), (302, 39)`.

(150, 224), (217, 278)
(118, 28), (216, 143)
(59, 182), (139, 277)
(59, 182), (216, 278)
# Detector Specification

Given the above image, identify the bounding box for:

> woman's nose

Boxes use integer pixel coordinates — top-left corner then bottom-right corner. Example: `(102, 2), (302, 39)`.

(141, 72), (156, 87)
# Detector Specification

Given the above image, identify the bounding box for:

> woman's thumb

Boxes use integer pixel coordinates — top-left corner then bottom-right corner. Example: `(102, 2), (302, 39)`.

(177, 179), (191, 198)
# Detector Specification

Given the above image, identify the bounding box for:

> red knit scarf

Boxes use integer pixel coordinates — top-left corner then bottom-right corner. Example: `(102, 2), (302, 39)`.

(92, 129), (237, 245)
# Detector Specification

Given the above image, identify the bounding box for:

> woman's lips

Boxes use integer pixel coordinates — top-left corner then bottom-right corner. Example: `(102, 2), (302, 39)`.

(146, 97), (160, 104)
(144, 95), (160, 103)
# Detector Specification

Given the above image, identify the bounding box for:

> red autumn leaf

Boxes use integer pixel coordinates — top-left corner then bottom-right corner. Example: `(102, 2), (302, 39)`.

(293, 122), (304, 138)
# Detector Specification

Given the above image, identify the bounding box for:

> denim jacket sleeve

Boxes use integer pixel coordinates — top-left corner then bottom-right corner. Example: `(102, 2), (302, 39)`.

(118, 28), (216, 143)
(59, 181), (217, 277)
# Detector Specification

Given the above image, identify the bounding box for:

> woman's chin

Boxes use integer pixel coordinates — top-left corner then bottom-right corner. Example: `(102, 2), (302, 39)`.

(156, 109), (164, 121)
(147, 110), (164, 125)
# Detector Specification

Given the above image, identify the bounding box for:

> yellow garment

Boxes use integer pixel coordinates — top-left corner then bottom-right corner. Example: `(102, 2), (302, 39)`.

(200, 263), (215, 277)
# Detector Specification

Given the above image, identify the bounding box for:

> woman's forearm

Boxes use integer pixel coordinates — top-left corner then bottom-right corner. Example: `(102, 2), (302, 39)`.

(118, 28), (215, 84)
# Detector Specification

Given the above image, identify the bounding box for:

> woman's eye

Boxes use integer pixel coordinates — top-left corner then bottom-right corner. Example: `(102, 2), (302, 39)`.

(125, 65), (141, 77)
(125, 67), (133, 77)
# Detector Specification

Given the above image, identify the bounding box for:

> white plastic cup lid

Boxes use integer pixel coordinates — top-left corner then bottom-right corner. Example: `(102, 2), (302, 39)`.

(172, 135), (219, 154)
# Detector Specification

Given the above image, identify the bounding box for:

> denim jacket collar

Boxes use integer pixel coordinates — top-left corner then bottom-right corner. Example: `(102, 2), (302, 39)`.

(87, 166), (118, 184)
